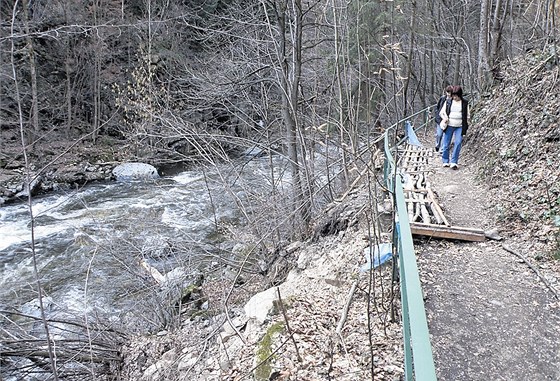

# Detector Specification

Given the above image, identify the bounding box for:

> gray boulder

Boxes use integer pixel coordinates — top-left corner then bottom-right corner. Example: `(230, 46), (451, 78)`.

(243, 146), (265, 157)
(112, 162), (159, 181)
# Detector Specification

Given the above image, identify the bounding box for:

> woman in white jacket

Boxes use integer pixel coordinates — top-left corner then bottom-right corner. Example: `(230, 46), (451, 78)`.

(439, 85), (469, 170)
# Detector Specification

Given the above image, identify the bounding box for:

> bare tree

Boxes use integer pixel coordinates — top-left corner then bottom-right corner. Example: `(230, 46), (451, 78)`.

(402, 0), (418, 116)
(20, 0), (39, 149)
(261, 0), (311, 232)
(9, 2), (59, 378)
(478, 0), (491, 92)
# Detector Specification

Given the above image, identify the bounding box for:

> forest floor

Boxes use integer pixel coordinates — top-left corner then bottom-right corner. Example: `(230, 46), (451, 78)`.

(415, 130), (560, 380)
(2, 130), (560, 381)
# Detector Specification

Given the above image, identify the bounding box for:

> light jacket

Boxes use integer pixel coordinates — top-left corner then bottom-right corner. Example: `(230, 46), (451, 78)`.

(441, 98), (469, 136)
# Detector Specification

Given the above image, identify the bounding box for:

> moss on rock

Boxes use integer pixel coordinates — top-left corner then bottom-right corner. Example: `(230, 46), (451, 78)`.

(254, 321), (285, 381)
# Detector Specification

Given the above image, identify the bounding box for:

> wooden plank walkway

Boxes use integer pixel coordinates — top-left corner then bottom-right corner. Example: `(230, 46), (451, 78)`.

(398, 144), (485, 242)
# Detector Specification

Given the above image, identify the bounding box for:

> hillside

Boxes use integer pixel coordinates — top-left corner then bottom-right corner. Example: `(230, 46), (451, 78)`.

(470, 49), (560, 259)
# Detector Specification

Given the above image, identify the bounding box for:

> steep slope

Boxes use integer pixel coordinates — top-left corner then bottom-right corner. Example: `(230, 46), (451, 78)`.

(119, 49), (560, 381)
(468, 49), (560, 258)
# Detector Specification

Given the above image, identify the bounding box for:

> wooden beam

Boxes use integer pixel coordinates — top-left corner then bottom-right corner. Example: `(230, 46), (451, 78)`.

(427, 187), (450, 226)
(410, 222), (486, 242)
(404, 188), (429, 193)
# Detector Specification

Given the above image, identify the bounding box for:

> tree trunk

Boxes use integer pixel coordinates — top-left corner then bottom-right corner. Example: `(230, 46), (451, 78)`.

(92, 0), (101, 143)
(477, 0), (491, 92)
(333, 3), (350, 186)
(453, 43), (461, 86)
(21, 0), (39, 150)
(403, 0), (417, 116)
(489, 0), (511, 82)
(274, 0), (310, 232)
(63, 7), (73, 139)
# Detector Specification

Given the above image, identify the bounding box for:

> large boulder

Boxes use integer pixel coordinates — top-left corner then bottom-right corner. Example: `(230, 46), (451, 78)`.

(112, 163), (159, 181)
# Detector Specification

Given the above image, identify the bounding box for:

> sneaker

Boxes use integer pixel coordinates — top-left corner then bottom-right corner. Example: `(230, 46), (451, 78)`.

(450, 163), (458, 170)
(435, 145), (440, 152)
(443, 163), (450, 167)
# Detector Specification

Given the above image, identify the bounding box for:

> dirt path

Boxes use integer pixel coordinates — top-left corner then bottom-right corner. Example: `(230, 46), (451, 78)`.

(415, 134), (560, 380)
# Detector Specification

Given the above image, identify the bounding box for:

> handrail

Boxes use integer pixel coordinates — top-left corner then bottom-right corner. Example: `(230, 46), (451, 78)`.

(383, 105), (434, 189)
(383, 111), (437, 380)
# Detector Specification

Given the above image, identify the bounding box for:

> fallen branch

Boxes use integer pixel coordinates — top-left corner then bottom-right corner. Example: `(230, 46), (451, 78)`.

(140, 260), (165, 284)
(335, 278), (359, 336)
(276, 287), (302, 362)
(502, 244), (560, 300)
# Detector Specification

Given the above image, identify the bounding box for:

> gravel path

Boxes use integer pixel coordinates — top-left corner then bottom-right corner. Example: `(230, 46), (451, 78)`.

(415, 137), (560, 380)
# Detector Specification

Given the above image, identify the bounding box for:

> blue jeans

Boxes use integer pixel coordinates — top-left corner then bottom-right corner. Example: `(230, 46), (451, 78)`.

(435, 122), (443, 149)
(441, 126), (463, 164)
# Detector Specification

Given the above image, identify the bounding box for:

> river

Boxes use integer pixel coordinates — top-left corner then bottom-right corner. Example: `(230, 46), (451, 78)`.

(0, 154), (294, 333)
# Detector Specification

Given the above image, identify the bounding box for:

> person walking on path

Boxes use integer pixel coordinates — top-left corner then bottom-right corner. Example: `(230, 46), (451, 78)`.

(434, 85), (453, 152)
(439, 85), (469, 169)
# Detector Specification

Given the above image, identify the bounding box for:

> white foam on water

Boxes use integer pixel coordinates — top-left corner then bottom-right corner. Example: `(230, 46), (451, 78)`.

(0, 193), (93, 250)
(171, 172), (204, 185)
(57, 285), (104, 316)
(0, 255), (34, 289)
(0, 226), (29, 251)
(31, 194), (75, 217)
(0, 160), (301, 332)
(0, 220), (74, 251)
(161, 205), (198, 229)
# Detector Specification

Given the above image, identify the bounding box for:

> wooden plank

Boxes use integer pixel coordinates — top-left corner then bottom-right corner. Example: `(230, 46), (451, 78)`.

(410, 222), (486, 242)
(404, 188), (429, 193)
(405, 198), (433, 203)
(429, 203), (444, 225)
(402, 148), (431, 155)
(411, 192), (421, 222)
(420, 203), (431, 224)
(426, 187), (450, 226)
(401, 170), (434, 175)
(408, 196), (415, 221)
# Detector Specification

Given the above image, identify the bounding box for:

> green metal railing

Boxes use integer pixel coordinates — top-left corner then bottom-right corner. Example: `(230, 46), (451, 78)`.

(383, 106), (437, 380)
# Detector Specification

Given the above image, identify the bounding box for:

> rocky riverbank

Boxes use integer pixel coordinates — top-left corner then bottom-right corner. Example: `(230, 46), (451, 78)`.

(0, 133), (123, 205)
(118, 179), (404, 381)
(0, 128), (182, 205)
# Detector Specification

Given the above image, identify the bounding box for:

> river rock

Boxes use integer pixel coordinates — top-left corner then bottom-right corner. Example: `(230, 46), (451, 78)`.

(13, 174), (43, 199)
(112, 162), (159, 181)
(243, 146), (265, 157)
(20, 296), (54, 318)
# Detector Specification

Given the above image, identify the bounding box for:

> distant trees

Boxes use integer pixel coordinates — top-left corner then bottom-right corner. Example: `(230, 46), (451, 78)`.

(1, 0), (557, 135)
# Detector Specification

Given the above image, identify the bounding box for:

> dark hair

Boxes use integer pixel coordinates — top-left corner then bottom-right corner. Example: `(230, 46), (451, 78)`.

(451, 85), (463, 98)
(445, 85), (453, 93)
